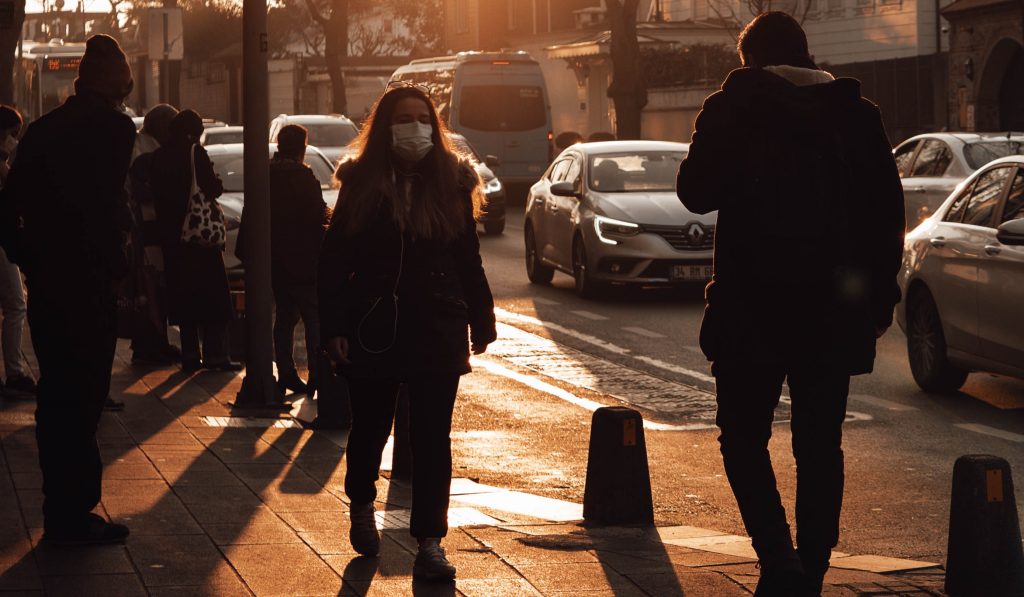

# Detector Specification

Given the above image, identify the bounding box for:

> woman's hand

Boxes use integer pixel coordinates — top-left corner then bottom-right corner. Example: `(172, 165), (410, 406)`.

(471, 341), (490, 355)
(326, 336), (350, 365)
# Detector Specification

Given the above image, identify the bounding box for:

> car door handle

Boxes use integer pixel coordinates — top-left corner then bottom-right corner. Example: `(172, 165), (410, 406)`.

(929, 237), (946, 248)
(909, 186), (927, 193)
(984, 244), (1002, 256)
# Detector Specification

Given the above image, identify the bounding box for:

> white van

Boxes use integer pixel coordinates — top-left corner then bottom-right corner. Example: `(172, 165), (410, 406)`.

(389, 51), (554, 185)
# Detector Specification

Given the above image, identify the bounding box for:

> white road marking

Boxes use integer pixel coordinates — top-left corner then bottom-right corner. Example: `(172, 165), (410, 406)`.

(571, 310), (609, 321)
(954, 423), (1024, 443)
(472, 357), (717, 432)
(623, 326), (666, 339)
(531, 297), (560, 306)
(849, 394), (919, 412)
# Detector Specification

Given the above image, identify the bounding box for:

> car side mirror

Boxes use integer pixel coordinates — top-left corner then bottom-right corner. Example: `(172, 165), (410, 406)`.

(485, 155), (501, 168)
(550, 181), (579, 198)
(996, 218), (1024, 246)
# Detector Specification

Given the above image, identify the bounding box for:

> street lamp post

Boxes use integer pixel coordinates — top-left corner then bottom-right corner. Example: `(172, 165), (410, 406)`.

(235, 0), (282, 408)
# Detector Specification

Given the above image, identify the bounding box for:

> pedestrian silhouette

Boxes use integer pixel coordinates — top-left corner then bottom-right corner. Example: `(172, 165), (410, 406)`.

(318, 84), (496, 582)
(151, 109), (242, 374)
(0, 34), (136, 545)
(124, 103), (181, 366)
(237, 124), (329, 395)
(676, 12), (906, 596)
(0, 105), (37, 400)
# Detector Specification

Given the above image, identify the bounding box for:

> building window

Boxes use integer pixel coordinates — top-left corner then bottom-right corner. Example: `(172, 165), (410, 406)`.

(854, 0), (875, 14)
(455, 0), (469, 34)
(508, 0), (519, 30)
(827, 0), (844, 17)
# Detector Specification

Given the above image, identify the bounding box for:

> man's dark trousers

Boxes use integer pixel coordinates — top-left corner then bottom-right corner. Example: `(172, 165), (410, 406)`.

(713, 360), (850, 559)
(272, 282), (319, 385)
(27, 277), (117, 530)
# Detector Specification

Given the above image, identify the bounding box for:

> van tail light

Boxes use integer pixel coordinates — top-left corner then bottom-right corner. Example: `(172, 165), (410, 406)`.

(547, 131), (555, 162)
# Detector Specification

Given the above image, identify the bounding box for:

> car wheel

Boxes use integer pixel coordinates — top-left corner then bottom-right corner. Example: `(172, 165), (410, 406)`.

(907, 290), (968, 393)
(572, 236), (604, 299)
(525, 224), (554, 285)
(484, 219), (505, 236)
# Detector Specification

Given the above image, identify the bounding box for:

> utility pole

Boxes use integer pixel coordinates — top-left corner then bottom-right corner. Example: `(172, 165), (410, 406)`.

(235, 0), (283, 408)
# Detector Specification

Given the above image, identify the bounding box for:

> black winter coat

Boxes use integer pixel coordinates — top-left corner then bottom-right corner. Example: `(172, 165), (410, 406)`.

(237, 155), (329, 287)
(676, 68), (905, 375)
(318, 163), (497, 380)
(0, 93), (136, 288)
(151, 143), (233, 326)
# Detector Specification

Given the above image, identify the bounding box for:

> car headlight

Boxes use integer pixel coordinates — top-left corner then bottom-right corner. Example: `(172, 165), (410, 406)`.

(593, 215), (640, 245)
(484, 178), (502, 194)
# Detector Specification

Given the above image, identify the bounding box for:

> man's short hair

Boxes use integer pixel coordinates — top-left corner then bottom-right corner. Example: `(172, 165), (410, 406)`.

(278, 124), (307, 157)
(737, 12), (816, 69)
(0, 105), (23, 132)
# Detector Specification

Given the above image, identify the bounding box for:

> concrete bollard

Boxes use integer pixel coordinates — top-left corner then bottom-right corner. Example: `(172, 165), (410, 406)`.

(945, 454), (1024, 596)
(583, 406), (654, 525)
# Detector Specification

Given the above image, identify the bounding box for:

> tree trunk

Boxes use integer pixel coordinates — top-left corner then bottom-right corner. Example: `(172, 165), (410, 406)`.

(0, 0), (26, 105)
(325, 0), (348, 115)
(606, 0), (646, 139)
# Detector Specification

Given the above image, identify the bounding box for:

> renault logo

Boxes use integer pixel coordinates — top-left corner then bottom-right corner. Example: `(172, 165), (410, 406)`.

(688, 224), (705, 242)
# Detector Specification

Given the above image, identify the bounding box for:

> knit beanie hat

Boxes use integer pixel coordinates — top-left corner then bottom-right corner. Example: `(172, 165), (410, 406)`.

(142, 104), (179, 146)
(76, 34), (133, 101)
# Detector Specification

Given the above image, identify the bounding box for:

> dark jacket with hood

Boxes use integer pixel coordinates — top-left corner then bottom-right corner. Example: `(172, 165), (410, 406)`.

(677, 66), (905, 375)
(318, 160), (497, 380)
(0, 92), (136, 289)
(237, 154), (330, 286)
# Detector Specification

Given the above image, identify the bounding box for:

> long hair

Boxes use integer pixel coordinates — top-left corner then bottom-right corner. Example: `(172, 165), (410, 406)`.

(333, 86), (484, 241)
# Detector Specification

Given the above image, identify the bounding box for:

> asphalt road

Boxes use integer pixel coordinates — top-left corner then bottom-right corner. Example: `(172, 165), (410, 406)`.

(462, 208), (1024, 564)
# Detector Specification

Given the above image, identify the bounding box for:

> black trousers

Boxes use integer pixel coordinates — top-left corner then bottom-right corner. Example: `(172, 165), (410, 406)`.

(272, 283), (318, 384)
(27, 280), (117, 530)
(180, 322), (228, 365)
(713, 361), (850, 560)
(344, 375), (460, 539)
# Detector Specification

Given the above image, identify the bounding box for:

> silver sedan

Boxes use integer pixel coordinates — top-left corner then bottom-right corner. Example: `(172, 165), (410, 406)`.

(897, 155), (1024, 392)
(523, 140), (716, 298)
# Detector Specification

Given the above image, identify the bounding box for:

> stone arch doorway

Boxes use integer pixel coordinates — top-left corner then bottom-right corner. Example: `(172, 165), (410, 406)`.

(977, 37), (1024, 132)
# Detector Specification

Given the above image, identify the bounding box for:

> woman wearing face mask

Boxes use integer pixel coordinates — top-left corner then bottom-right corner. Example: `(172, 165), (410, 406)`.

(151, 109), (241, 373)
(318, 85), (496, 582)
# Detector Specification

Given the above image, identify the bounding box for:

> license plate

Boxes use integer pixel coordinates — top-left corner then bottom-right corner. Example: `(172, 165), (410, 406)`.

(670, 264), (713, 281)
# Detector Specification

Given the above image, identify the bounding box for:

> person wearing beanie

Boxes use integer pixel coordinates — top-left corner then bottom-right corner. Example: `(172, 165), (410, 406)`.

(676, 12), (905, 595)
(0, 34), (136, 545)
(124, 104), (181, 368)
(237, 124), (329, 396)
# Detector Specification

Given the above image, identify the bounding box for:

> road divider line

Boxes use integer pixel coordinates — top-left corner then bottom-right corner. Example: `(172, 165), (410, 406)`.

(530, 297), (560, 306)
(623, 326), (666, 339)
(954, 423), (1024, 443)
(571, 310), (609, 321)
(472, 357), (717, 432)
(850, 394), (919, 412)
(495, 307), (716, 384)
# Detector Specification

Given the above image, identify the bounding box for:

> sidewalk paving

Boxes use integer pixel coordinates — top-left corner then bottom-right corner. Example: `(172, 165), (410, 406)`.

(0, 346), (949, 596)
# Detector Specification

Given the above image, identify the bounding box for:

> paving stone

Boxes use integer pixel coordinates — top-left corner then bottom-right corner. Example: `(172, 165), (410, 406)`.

(165, 468), (247, 488)
(32, 543), (135, 577)
(148, 452), (231, 473)
(224, 543), (343, 596)
(516, 562), (641, 593)
(323, 539), (416, 580)
(455, 578), (544, 597)
(103, 495), (204, 536)
(593, 549), (684, 575)
(104, 462), (164, 480)
(298, 531), (358, 556)
(147, 584), (255, 597)
(102, 479), (171, 498)
(185, 500), (278, 525)
(346, 578), (451, 597)
(203, 516), (304, 546)
(626, 567), (750, 596)
(0, 535), (41, 591)
(128, 534), (242, 588)
(10, 472), (41, 490)
(445, 551), (520, 579)
(42, 573), (147, 596)
(280, 510), (348, 533)
(206, 442), (290, 464)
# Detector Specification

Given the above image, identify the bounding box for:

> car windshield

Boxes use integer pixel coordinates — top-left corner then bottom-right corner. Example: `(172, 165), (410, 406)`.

(205, 130), (243, 144)
(212, 152), (336, 192)
(964, 140), (1024, 170)
(303, 122), (359, 147)
(588, 151), (685, 193)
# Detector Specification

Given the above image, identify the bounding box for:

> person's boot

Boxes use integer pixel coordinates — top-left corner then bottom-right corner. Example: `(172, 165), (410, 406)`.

(798, 546), (832, 596)
(754, 549), (806, 596)
(277, 373), (309, 395)
(413, 537), (456, 582)
(348, 502), (380, 556)
(43, 512), (130, 546)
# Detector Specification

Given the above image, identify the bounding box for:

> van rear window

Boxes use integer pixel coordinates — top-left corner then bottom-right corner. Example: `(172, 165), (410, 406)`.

(459, 86), (546, 132)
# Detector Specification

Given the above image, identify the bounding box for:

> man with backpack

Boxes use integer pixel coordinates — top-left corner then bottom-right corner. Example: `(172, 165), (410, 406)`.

(676, 13), (905, 595)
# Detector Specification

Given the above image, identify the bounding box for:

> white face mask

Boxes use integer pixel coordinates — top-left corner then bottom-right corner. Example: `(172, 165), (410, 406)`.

(391, 121), (434, 163)
(2, 136), (16, 155)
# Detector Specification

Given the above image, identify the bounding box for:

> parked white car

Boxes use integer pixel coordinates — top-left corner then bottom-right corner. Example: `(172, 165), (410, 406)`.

(892, 132), (1024, 229)
(524, 140), (713, 298)
(206, 143), (339, 274)
(268, 114), (359, 165)
(200, 126), (244, 146)
(897, 156), (1024, 392)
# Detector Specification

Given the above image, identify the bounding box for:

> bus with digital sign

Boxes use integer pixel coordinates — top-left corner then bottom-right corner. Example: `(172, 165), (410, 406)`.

(15, 40), (87, 123)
